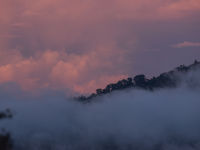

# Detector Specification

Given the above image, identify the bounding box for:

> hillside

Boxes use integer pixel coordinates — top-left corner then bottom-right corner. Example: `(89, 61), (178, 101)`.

(78, 60), (200, 101)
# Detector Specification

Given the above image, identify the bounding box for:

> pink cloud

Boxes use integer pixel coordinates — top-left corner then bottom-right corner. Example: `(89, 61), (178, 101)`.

(0, 0), (199, 94)
(0, 49), (128, 93)
(172, 41), (200, 48)
(157, 0), (200, 18)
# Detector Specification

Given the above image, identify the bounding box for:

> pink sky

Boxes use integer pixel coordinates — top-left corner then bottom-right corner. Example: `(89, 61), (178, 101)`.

(0, 0), (200, 94)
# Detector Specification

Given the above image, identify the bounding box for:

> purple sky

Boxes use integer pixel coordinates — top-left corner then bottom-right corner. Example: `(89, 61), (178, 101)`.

(0, 0), (200, 94)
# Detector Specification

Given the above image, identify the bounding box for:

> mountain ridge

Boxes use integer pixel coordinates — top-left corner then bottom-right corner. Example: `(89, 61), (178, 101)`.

(77, 60), (200, 101)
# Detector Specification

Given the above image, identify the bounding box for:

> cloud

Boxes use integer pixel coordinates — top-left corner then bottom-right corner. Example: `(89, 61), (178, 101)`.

(172, 41), (200, 48)
(158, 0), (200, 18)
(1, 0), (200, 53)
(1, 69), (200, 150)
(0, 0), (200, 93)
(0, 49), (128, 94)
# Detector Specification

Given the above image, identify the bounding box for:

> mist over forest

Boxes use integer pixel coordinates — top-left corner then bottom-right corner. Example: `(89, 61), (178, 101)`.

(0, 61), (200, 150)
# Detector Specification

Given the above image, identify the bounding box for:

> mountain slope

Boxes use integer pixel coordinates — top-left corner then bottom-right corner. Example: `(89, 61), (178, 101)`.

(78, 60), (200, 101)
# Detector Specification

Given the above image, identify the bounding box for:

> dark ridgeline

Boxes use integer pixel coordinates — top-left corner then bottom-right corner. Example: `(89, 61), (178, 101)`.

(77, 60), (200, 102)
(0, 109), (13, 150)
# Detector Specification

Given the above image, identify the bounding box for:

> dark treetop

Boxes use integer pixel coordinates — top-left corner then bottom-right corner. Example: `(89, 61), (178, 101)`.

(77, 60), (200, 102)
(0, 109), (13, 150)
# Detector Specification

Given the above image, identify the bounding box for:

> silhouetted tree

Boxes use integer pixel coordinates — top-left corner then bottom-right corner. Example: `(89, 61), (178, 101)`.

(96, 89), (103, 95)
(134, 74), (148, 88)
(0, 109), (13, 150)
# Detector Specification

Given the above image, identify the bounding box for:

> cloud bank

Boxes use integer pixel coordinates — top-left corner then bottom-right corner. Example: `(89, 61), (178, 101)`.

(0, 0), (200, 93)
(0, 68), (200, 150)
(172, 41), (200, 48)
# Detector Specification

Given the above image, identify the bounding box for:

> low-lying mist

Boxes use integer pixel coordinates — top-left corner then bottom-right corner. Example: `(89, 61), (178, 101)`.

(1, 70), (200, 150)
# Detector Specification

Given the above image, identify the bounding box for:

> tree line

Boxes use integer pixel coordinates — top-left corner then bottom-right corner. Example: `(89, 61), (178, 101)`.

(77, 60), (200, 102)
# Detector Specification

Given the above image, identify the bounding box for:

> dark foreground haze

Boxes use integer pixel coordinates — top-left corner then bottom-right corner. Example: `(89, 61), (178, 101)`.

(0, 63), (200, 150)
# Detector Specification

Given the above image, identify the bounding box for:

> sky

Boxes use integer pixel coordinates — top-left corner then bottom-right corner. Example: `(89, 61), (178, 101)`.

(0, 0), (200, 94)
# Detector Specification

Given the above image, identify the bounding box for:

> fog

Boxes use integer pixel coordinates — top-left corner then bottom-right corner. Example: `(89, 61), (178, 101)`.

(0, 71), (200, 150)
